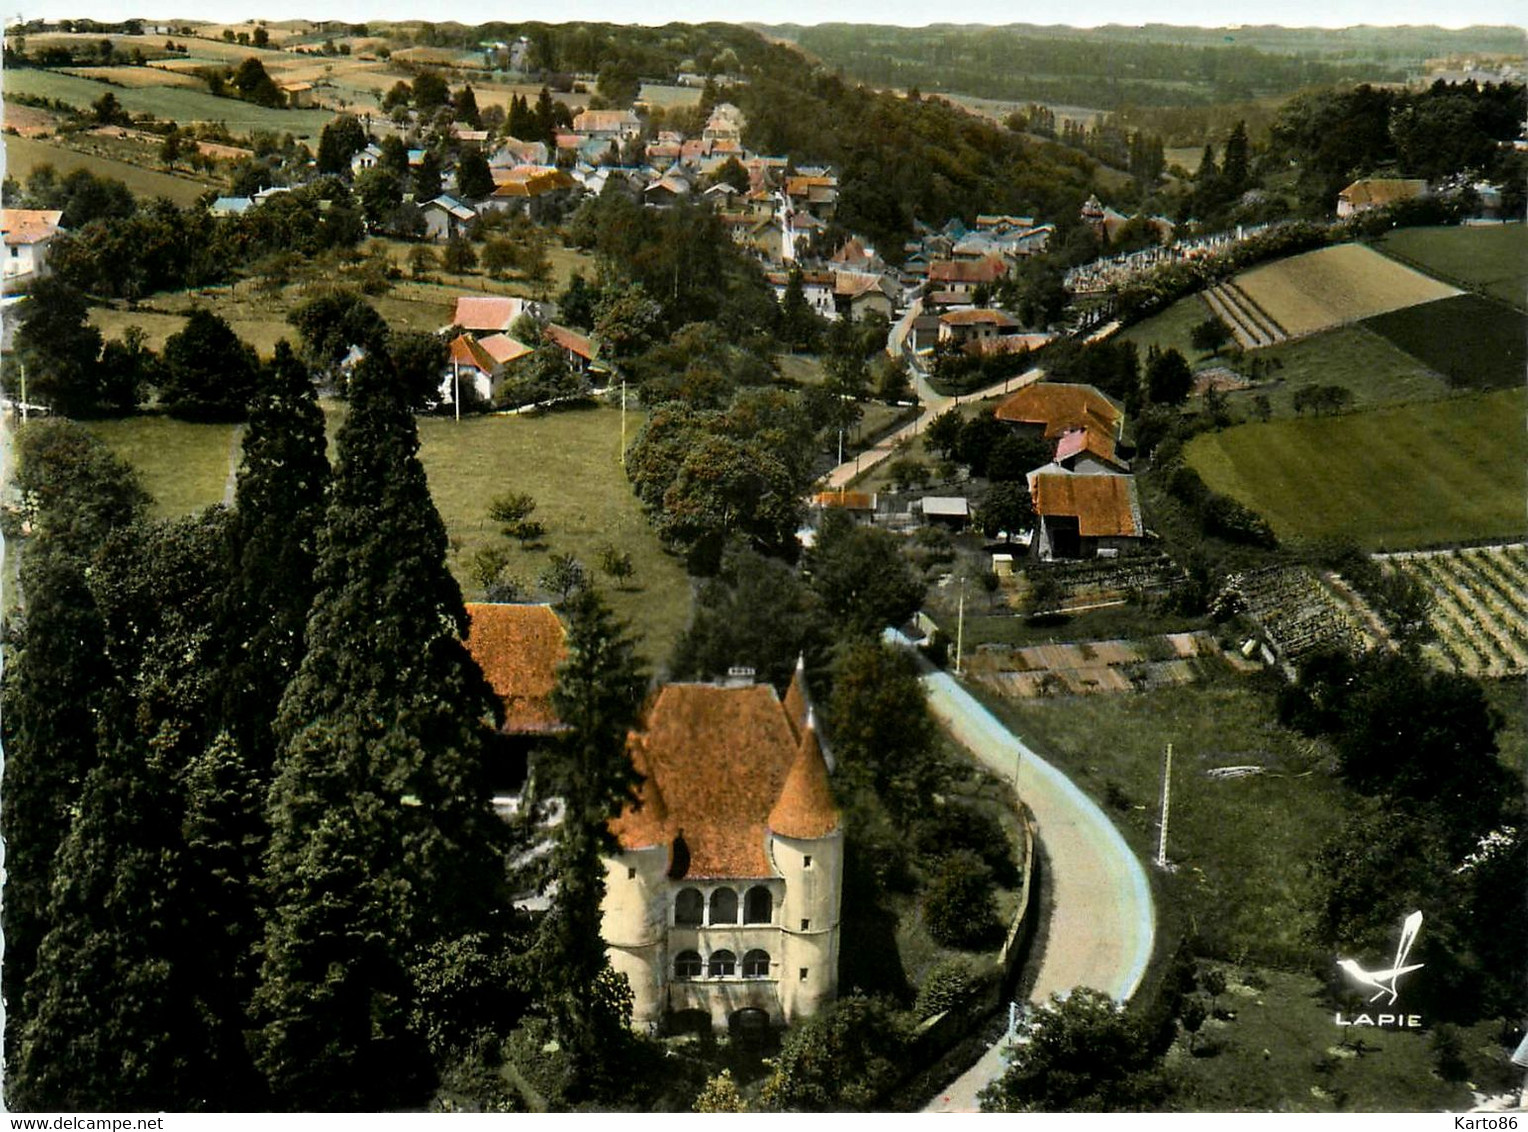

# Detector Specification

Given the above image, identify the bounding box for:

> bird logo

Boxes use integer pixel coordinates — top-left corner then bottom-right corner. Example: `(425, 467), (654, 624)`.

(1337, 911), (1425, 1006)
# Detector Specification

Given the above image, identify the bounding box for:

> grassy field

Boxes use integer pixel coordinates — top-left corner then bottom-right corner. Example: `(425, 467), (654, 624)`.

(1379, 224), (1528, 310)
(1184, 388), (1528, 549)
(983, 678), (1342, 967)
(3, 134), (217, 205)
(1362, 294), (1528, 391)
(82, 414), (237, 518)
(1238, 325), (1451, 417)
(1118, 292), (1214, 362)
(2, 67), (334, 136)
(79, 402), (693, 666)
(415, 405), (691, 667)
(1167, 967), (1508, 1112)
(62, 65), (208, 89)
(1234, 243), (1459, 337)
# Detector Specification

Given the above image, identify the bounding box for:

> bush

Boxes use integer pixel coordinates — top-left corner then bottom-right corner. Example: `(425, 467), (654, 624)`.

(915, 802), (1019, 887)
(923, 850), (1004, 951)
(914, 955), (984, 1020)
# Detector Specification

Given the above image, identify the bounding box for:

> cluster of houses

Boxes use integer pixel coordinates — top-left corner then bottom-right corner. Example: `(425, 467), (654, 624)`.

(463, 603), (842, 1035)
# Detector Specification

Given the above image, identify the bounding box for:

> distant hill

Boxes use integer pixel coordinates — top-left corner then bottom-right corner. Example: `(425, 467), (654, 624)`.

(751, 23), (1526, 109)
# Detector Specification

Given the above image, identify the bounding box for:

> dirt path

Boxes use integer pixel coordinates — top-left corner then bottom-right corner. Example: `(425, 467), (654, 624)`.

(918, 669), (1155, 1113)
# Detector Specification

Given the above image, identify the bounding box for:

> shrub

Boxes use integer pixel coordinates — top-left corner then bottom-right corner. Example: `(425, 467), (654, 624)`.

(914, 955), (984, 1019)
(923, 850), (1004, 950)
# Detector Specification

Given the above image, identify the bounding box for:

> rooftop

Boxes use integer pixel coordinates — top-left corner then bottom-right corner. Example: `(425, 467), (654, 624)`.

(1030, 472), (1142, 537)
(463, 603), (568, 734)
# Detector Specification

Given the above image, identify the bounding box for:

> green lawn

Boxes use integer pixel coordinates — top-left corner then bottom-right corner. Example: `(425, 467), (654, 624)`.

(83, 414), (237, 518)
(3, 67), (334, 137)
(1237, 324), (1451, 418)
(82, 403), (693, 667)
(1118, 291), (1214, 362)
(1184, 389), (1528, 550)
(3, 134), (216, 206)
(982, 679), (1343, 967)
(415, 405), (692, 668)
(1379, 224), (1528, 311)
(1363, 294), (1528, 391)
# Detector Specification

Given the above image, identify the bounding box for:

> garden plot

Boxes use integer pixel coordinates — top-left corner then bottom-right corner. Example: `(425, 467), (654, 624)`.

(1214, 565), (1376, 664)
(1233, 243), (1459, 339)
(968, 631), (1231, 698)
(1382, 543), (1528, 678)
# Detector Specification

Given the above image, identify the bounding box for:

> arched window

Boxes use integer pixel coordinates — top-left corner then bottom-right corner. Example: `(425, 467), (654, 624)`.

(742, 949), (771, 978)
(675, 887), (703, 926)
(709, 888), (739, 924)
(674, 950), (703, 979)
(709, 949), (736, 978)
(744, 886), (773, 924)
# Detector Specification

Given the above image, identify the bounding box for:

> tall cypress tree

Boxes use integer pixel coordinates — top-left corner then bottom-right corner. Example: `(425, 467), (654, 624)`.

(0, 423), (147, 1078)
(252, 350), (517, 1109)
(536, 586), (648, 1100)
(215, 338), (330, 774)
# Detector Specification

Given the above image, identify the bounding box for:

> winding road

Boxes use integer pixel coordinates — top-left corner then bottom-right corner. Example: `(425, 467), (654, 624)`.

(918, 669), (1155, 1113)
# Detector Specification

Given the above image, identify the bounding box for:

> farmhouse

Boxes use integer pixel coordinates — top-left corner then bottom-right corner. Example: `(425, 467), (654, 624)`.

(572, 108), (642, 141)
(994, 382), (1126, 444)
(2, 209), (63, 284)
(600, 672), (842, 1033)
(441, 332), (533, 405)
(939, 307), (1019, 346)
(1027, 471), (1143, 559)
(1336, 178), (1429, 218)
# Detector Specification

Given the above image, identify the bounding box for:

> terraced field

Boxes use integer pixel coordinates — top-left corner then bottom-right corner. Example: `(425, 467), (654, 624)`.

(1383, 544), (1528, 678)
(1232, 243), (1459, 338)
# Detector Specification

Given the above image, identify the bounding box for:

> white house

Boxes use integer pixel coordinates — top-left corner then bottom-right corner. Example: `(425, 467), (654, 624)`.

(2, 210), (64, 284)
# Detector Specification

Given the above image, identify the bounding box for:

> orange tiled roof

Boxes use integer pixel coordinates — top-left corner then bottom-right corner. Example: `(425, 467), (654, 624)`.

(940, 307), (1018, 327)
(610, 683), (838, 877)
(479, 333), (533, 366)
(449, 333), (499, 374)
(769, 725), (838, 839)
(1339, 178), (1428, 208)
(2, 209), (63, 246)
(1055, 426), (1126, 469)
(929, 257), (1006, 284)
(544, 323), (595, 361)
(463, 603), (568, 733)
(453, 296), (518, 332)
(1031, 472), (1142, 537)
(994, 382), (1124, 440)
(812, 490), (876, 511)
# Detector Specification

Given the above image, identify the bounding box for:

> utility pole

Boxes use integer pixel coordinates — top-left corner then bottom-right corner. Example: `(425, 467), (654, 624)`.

(1156, 742), (1173, 869)
(619, 376), (627, 465)
(453, 360), (460, 423)
(954, 580), (966, 676)
(20, 363), (27, 424)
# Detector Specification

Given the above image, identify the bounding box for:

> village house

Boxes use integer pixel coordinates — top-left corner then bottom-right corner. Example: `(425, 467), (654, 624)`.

(994, 381), (1126, 448)
(479, 165), (579, 219)
(280, 80), (316, 108)
(441, 332), (533, 406)
(600, 669), (842, 1033)
(1336, 177), (1429, 217)
(421, 195), (477, 241)
(572, 108), (642, 141)
(350, 143), (383, 176)
(1027, 471), (1144, 560)
(938, 307), (1019, 346)
(928, 255), (1007, 295)
(450, 295), (546, 335)
(2, 209), (63, 284)
(490, 137), (552, 168)
(832, 272), (898, 322)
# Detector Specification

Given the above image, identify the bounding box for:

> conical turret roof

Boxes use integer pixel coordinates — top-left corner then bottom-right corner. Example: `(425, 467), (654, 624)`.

(768, 713), (839, 840)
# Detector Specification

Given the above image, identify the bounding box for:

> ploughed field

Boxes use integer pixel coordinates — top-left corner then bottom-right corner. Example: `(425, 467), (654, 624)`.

(1229, 242), (1459, 339)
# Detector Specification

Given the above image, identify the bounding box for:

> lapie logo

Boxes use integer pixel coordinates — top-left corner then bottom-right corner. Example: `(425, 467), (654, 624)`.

(1333, 910), (1425, 1029)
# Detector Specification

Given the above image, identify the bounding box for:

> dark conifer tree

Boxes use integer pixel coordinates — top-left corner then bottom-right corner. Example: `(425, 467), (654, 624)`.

(535, 585), (649, 1100)
(0, 423), (147, 1074)
(252, 350), (518, 1109)
(214, 339), (330, 773)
